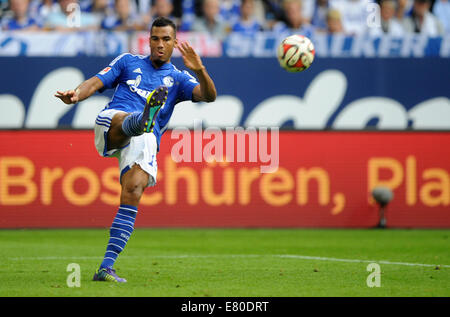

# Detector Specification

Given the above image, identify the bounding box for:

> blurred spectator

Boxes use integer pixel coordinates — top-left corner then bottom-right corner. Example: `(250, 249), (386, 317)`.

(301, 0), (315, 23)
(152, 0), (174, 19)
(89, 0), (115, 26)
(272, 0), (315, 37)
(369, 0), (404, 35)
(171, 0), (183, 18)
(245, 0), (267, 25)
(326, 8), (344, 33)
(134, 0), (151, 15)
(179, 0), (195, 31)
(403, 0), (444, 35)
(396, 0), (413, 19)
(329, 0), (374, 35)
(28, 0), (56, 25)
(1, 0), (9, 15)
(180, 0), (264, 32)
(141, 0), (177, 30)
(232, 0), (264, 35)
(432, 0), (450, 33)
(1, 0), (41, 30)
(191, 0), (230, 40)
(79, 0), (97, 12)
(89, 0), (114, 14)
(219, 0), (241, 26)
(78, 0), (128, 14)
(44, 0), (99, 31)
(261, 0), (284, 28)
(101, 0), (142, 31)
(310, 0), (329, 31)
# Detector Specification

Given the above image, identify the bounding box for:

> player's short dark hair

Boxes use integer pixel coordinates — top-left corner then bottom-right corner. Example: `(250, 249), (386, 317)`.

(151, 17), (177, 37)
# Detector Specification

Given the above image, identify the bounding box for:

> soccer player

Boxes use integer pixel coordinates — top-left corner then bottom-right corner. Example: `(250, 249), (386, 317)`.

(55, 17), (217, 283)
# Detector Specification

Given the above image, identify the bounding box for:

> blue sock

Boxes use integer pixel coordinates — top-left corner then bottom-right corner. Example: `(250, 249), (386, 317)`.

(100, 205), (137, 269)
(122, 112), (143, 136)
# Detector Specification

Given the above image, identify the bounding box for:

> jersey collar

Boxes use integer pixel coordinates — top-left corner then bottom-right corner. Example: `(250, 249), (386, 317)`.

(147, 57), (172, 71)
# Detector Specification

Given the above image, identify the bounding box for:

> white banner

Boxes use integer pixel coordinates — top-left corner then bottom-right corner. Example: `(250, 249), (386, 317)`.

(1, 31), (449, 57)
(0, 31), (129, 56)
(130, 31), (223, 57)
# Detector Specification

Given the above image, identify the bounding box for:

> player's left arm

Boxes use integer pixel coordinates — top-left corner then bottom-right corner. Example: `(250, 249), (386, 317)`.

(177, 41), (217, 103)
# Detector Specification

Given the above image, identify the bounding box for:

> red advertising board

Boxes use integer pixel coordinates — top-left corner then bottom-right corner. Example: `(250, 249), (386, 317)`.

(0, 130), (449, 228)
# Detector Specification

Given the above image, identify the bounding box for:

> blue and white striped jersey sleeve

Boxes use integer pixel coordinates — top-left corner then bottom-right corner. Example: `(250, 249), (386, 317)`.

(95, 53), (129, 92)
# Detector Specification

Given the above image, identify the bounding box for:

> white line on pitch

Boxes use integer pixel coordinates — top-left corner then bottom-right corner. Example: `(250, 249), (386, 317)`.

(274, 255), (449, 268)
(5, 254), (448, 268)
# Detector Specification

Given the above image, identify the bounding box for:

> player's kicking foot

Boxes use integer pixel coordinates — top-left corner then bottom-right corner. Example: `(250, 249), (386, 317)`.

(142, 85), (168, 133)
(93, 267), (127, 283)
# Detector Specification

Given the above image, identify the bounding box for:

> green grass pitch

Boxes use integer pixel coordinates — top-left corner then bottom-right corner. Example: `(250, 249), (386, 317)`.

(0, 229), (448, 297)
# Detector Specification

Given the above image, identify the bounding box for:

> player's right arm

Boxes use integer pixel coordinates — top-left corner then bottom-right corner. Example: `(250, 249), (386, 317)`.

(55, 76), (104, 105)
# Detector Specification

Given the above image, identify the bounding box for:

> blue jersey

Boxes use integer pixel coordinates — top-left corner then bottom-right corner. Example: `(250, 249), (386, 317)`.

(95, 53), (199, 150)
(232, 20), (263, 36)
(1, 17), (40, 30)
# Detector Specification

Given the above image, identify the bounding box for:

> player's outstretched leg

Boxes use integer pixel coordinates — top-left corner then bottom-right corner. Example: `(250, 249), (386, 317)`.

(121, 85), (168, 136)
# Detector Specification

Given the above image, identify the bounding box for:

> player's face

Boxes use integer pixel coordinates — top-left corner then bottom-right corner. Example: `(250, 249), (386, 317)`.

(149, 25), (177, 66)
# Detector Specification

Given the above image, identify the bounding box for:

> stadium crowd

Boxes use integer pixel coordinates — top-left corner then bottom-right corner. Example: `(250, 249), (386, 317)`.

(0, 0), (448, 36)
